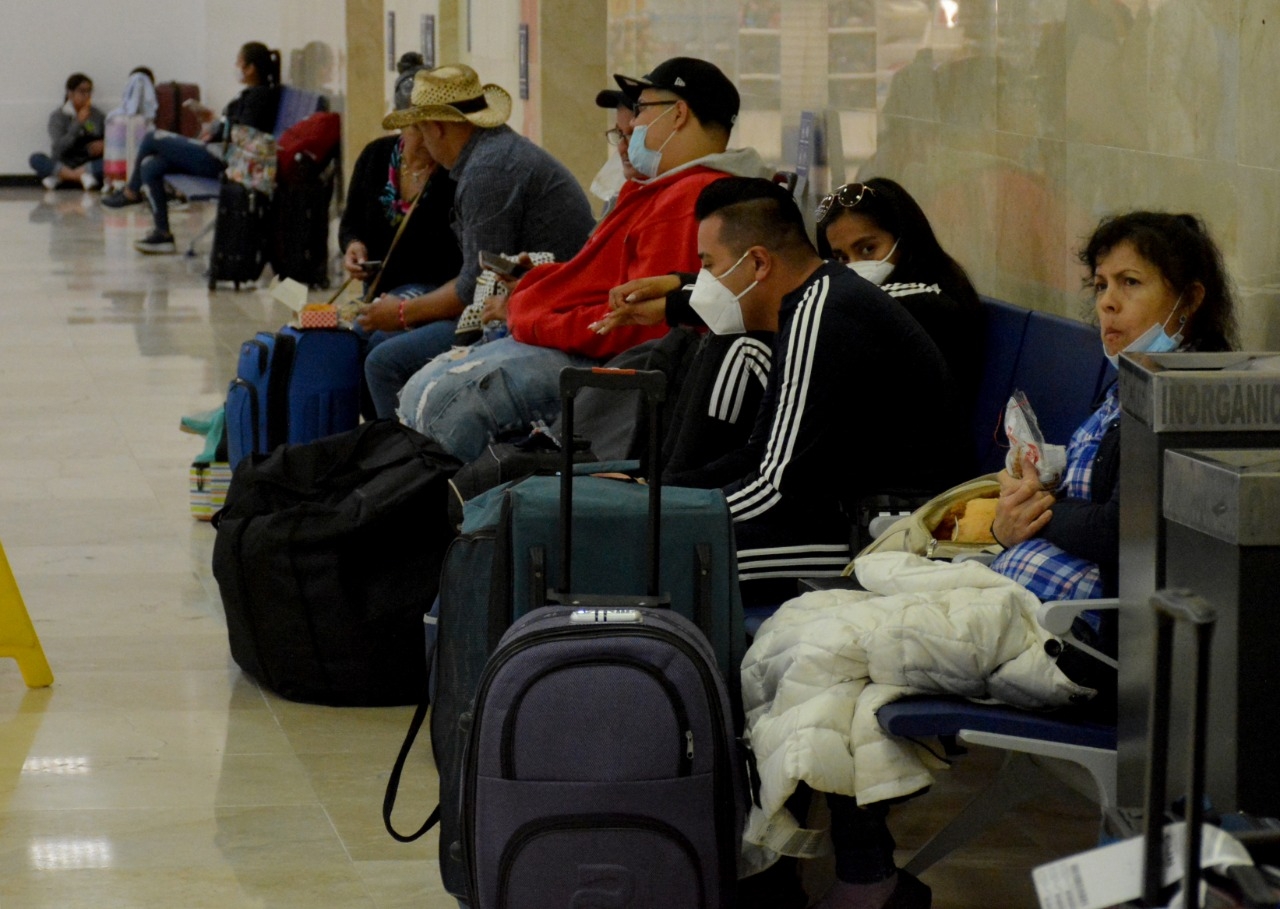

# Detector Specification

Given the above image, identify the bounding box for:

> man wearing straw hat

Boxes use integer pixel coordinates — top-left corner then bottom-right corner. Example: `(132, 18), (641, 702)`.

(355, 64), (595, 417)
(397, 56), (772, 464)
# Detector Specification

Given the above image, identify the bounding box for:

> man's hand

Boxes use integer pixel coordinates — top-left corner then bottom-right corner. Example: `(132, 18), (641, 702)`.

(992, 455), (1054, 546)
(86, 140), (104, 157)
(589, 274), (681, 335)
(355, 294), (405, 332)
(480, 294), (508, 324)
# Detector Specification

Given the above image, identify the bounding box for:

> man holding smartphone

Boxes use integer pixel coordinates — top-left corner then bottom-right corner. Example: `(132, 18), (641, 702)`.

(397, 57), (773, 464)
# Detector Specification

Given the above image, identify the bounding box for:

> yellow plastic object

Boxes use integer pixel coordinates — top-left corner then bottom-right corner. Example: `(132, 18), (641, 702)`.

(0, 541), (53, 687)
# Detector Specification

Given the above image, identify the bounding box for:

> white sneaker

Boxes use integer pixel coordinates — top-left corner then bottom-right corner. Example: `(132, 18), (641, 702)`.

(81, 172), (99, 191)
(41, 175), (58, 191)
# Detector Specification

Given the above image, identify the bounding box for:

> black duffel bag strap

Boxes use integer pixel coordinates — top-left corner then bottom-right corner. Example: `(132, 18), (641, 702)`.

(383, 697), (440, 842)
(383, 606), (441, 843)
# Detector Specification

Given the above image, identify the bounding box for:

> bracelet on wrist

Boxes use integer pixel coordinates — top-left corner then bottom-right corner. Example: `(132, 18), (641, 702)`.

(398, 299), (407, 331)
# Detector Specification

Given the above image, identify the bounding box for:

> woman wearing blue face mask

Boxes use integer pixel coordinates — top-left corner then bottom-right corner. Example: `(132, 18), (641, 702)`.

(990, 211), (1237, 611)
(817, 177), (984, 410)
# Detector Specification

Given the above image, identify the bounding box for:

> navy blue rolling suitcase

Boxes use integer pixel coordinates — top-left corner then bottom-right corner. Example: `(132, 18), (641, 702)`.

(382, 368), (747, 906)
(225, 326), (362, 468)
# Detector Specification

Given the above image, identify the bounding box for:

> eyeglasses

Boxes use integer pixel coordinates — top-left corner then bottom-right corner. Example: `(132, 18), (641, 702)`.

(815, 182), (876, 224)
(605, 127), (627, 146)
(632, 99), (678, 115)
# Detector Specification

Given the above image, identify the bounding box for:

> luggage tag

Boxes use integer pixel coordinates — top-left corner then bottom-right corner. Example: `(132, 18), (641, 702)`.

(1032, 821), (1254, 909)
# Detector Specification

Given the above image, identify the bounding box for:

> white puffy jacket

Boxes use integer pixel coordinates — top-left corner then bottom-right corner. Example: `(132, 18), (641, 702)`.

(740, 551), (1093, 858)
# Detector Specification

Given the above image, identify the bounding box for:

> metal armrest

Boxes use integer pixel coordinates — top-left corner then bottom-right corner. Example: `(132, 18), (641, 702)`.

(1037, 597), (1120, 635)
(952, 552), (997, 566)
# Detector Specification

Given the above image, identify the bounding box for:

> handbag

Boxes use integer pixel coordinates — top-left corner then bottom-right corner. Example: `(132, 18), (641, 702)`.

(223, 124), (278, 197)
(855, 473), (1004, 562)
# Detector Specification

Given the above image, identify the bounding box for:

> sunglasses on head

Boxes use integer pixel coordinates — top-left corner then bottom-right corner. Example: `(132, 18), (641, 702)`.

(815, 182), (876, 224)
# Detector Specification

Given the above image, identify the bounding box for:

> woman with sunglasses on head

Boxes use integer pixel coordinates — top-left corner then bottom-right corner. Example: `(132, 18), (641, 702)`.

(816, 177), (984, 411)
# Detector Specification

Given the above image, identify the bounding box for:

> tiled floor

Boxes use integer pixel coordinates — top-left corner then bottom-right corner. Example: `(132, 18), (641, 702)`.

(0, 187), (1099, 907)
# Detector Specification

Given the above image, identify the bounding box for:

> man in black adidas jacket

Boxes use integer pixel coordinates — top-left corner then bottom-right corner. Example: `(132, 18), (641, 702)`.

(680, 178), (967, 605)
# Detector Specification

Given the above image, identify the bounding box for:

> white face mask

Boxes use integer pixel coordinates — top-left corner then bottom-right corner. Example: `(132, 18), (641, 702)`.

(589, 152), (626, 202)
(688, 251), (756, 335)
(1105, 295), (1185, 368)
(845, 239), (899, 286)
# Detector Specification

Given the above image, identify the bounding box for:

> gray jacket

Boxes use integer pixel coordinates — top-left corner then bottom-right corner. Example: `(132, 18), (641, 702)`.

(48, 104), (106, 166)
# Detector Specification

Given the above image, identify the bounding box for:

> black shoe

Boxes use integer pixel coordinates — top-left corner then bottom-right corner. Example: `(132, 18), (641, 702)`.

(134, 230), (176, 254)
(102, 189), (143, 208)
(736, 858), (808, 909)
(885, 871), (931, 909)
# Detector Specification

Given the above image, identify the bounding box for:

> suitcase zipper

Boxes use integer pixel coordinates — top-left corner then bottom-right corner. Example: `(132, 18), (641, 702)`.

(494, 813), (707, 909)
(497, 654), (693, 779)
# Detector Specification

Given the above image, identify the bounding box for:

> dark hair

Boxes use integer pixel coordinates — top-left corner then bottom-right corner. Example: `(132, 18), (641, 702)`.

(695, 177), (814, 257)
(397, 51), (425, 74)
(129, 66), (155, 83)
(239, 41), (281, 87)
(1079, 211), (1237, 352)
(818, 176), (981, 313)
(64, 72), (92, 98)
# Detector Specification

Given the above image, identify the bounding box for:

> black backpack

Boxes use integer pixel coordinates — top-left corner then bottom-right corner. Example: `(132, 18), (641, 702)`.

(212, 420), (460, 705)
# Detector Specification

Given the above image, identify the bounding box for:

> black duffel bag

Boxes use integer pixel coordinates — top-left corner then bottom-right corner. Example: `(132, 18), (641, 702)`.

(212, 420), (461, 706)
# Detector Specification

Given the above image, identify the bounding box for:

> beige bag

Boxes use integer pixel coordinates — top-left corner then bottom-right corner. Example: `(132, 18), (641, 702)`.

(853, 474), (1004, 565)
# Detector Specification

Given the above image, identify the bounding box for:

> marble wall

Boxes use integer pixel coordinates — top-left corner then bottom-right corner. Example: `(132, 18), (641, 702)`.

(607, 0), (1280, 348)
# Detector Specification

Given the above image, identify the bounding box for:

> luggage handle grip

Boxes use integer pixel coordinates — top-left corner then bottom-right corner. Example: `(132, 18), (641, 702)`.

(559, 366), (667, 402)
(557, 367), (666, 599)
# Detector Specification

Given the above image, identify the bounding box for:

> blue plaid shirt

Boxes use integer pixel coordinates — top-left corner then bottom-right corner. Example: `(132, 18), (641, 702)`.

(989, 385), (1120, 601)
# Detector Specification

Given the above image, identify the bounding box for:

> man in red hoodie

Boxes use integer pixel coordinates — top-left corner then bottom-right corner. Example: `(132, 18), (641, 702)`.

(397, 57), (771, 463)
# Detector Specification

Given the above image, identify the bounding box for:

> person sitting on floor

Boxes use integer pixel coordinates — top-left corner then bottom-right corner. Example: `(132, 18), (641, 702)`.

(102, 41), (282, 255)
(30, 73), (106, 191)
(395, 57), (772, 460)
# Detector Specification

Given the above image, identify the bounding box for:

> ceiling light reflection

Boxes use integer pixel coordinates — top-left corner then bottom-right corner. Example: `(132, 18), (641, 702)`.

(22, 756), (91, 775)
(29, 837), (114, 870)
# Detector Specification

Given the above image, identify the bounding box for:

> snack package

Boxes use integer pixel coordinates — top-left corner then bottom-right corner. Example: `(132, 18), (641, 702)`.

(1004, 390), (1067, 486)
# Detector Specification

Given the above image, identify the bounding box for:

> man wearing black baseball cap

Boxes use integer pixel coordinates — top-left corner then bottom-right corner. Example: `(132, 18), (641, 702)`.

(614, 57), (740, 146)
(395, 56), (772, 464)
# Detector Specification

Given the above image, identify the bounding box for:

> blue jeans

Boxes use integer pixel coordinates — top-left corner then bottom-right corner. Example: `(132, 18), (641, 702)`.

(128, 131), (224, 234)
(397, 336), (596, 463)
(351, 284), (459, 419)
(30, 153), (104, 183)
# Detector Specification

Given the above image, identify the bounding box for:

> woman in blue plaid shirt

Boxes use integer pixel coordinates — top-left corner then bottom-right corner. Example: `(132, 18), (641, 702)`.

(989, 212), (1237, 607)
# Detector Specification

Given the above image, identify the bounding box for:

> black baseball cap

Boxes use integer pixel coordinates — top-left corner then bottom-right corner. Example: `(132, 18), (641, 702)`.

(614, 57), (739, 132)
(595, 89), (629, 109)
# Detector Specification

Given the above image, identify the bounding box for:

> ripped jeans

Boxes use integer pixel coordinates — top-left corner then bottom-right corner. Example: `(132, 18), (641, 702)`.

(396, 336), (596, 463)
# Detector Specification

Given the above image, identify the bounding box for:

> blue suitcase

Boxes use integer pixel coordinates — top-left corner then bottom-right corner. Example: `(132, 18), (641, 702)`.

(224, 326), (361, 468)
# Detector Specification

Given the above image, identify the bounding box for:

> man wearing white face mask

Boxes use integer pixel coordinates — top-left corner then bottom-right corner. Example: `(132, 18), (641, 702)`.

(673, 178), (964, 603)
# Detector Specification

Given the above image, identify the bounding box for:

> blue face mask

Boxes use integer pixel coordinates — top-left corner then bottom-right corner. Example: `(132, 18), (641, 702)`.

(1105, 296), (1185, 368)
(627, 105), (677, 180)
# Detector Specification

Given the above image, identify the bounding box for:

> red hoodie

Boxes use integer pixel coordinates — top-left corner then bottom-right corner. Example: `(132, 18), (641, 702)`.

(506, 164), (727, 360)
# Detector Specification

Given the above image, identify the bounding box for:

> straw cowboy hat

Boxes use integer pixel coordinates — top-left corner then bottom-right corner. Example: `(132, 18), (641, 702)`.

(383, 64), (512, 130)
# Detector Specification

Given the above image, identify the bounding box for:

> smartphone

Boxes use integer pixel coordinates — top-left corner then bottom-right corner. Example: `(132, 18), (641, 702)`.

(361, 259), (383, 276)
(478, 250), (529, 278)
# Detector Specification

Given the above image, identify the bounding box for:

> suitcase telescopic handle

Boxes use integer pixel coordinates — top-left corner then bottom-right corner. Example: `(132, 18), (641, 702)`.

(557, 367), (667, 598)
(1142, 589), (1217, 909)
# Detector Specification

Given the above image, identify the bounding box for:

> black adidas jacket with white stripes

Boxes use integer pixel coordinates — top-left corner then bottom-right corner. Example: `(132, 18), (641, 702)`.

(716, 261), (967, 585)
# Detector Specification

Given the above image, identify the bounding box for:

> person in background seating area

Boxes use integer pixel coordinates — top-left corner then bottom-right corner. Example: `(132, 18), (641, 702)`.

(30, 73), (106, 192)
(816, 177), (985, 414)
(102, 41), (282, 255)
(589, 88), (640, 217)
(340, 65), (464, 418)
(353, 63), (596, 418)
